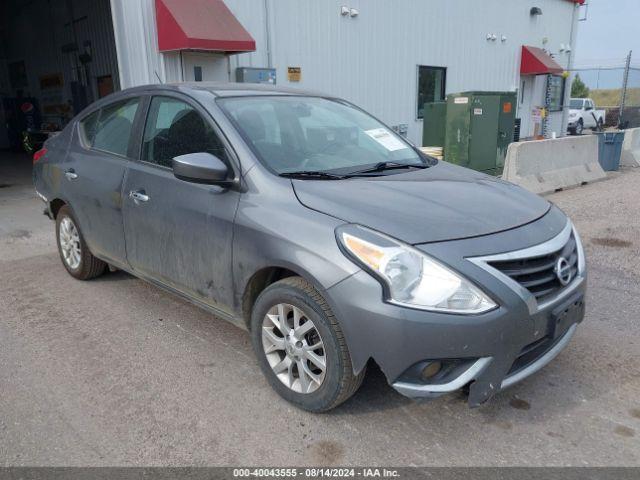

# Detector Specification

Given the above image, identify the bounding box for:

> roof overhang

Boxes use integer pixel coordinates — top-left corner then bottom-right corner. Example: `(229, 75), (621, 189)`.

(155, 0), (256, 53)
(520, 46), (564, 76)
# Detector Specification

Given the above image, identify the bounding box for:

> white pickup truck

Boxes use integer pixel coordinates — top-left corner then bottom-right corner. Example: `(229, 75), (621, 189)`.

(567, 98), (605, 135)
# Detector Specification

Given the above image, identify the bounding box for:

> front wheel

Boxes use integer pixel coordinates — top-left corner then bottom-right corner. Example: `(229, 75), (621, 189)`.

(250, 277), (365, 412)
(55, 205), (106, 280)
(575, 119), (584, 135)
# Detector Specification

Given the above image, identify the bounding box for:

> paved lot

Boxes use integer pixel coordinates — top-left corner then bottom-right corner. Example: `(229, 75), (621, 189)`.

(1, 151), (639, 466)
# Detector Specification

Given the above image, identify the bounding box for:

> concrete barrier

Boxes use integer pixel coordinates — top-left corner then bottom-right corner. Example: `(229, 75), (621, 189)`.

(621, 128), (640, 167)
(502, 135), (606, 195)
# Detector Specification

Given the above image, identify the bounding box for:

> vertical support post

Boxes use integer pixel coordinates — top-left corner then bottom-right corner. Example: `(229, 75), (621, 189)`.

(618, 50), (632, 129)
(543, 74), (552, 138)
(561, 2), (580, 137)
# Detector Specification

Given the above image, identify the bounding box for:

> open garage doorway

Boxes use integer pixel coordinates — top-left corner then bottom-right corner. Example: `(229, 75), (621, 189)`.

(0, 0), (120, 152)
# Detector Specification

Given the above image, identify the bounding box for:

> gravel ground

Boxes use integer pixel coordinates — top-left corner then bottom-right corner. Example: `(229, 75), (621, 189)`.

(1, 152), (639, 466)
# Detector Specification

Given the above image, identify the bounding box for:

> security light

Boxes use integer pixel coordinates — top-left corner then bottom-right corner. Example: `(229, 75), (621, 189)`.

(530, 7), (543, 16)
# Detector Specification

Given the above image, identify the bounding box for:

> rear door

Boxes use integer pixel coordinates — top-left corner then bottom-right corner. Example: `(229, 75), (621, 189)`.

(63, 96), (142, 264)
(122, 93), (240, 314)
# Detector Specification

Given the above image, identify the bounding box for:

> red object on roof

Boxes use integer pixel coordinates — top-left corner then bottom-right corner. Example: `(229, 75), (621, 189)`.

(569, 0), (585, 4)
(520, 46), (564, 76)
(156, 0), (256, 53)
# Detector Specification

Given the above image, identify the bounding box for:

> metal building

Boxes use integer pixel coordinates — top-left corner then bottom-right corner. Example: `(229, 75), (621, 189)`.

(0, 0), (583, 149)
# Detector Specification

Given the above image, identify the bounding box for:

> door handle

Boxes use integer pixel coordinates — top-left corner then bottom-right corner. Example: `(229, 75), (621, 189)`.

(64, 169), (78, 180)
(129, 190), (150, 204)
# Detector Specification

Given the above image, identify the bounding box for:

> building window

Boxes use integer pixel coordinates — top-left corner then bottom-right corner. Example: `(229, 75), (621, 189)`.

(547, 75), (565, 112)
(417, 66), (446, 119)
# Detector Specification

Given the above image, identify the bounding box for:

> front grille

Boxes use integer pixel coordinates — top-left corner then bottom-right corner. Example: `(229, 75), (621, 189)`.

(488, 233), (578, 303)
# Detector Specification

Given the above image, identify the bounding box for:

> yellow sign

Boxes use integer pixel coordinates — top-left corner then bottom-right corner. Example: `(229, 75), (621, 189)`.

(287, 67), (301, 82)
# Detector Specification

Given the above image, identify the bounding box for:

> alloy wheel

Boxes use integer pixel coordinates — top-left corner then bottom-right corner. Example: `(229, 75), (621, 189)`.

(261, 303), (326, 394)
(59, 216), (81, 269)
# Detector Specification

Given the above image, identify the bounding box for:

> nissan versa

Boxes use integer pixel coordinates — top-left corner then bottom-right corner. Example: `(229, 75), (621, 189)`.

(32, 83), (586, 412)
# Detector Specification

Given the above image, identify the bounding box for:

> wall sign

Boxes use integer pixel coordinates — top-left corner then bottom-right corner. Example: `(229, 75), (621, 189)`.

(287, 67), (301, 82)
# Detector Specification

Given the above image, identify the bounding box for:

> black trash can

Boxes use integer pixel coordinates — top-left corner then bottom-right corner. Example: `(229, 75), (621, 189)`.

(594, 131), (625, 171)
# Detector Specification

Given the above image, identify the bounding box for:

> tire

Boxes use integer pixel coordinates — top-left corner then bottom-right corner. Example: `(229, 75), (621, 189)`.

(597, 118), (604, 131)
(250, 276), (365, 412)
(575, 119), (584, 135)
(55, 205), (106, 280)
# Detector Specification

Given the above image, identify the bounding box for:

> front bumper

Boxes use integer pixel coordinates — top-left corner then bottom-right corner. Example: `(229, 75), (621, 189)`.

(325, 213), (586, 407)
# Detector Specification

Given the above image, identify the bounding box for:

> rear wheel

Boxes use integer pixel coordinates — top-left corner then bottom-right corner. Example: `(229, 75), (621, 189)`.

(55, 206), (106, 280)
(250, 277), (365, 412)
(596, 118), (604, 131)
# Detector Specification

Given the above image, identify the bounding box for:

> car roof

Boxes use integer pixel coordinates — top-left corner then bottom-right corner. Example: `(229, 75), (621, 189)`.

(73, 82), (335, 121)
(109, 82), (327, 98)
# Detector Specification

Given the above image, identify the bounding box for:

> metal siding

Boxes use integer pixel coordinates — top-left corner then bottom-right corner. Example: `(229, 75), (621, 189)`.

(110, 0), (165, 88)
(223, 0), (577, 143)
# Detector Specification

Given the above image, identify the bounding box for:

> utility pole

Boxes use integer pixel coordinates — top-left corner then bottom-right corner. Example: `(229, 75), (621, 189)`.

(618, 50), (632, 128)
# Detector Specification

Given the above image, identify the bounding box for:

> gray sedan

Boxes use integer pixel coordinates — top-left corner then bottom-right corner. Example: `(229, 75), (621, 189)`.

(32, 83), (586, 412)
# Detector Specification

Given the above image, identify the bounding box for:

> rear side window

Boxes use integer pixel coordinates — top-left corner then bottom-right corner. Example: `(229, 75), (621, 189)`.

(80, 97), (140, 157)
(142, 96), (228, 168)
(79, 110), (100, 146)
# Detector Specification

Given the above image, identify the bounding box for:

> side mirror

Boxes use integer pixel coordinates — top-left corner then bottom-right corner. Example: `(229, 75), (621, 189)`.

(172, 152), (230, 185)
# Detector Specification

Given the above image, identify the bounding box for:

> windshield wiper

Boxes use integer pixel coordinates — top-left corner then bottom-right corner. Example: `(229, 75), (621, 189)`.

(343, 161), (429, 177)
(279, 170), (345, 180)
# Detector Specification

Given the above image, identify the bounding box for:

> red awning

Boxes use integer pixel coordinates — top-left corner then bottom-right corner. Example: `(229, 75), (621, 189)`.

(156, 0), (256, 53)
(520, 46), (564, 76)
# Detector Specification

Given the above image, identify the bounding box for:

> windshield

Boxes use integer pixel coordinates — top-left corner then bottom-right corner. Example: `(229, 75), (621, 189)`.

(218, 96), (430, 175)
(569, 99), (584, 109)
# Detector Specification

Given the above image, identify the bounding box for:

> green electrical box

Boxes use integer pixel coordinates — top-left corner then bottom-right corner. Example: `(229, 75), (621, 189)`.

(444, 91), (517, 176)
(422, 102), (446, 147)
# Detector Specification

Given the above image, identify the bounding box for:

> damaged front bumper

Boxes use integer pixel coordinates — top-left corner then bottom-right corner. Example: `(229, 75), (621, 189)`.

(325, 215), (586, 407)
(392, 320), (578, 401)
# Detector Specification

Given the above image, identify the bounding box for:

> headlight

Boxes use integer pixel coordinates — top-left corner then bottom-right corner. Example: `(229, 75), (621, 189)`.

(336, 225), (497, 314)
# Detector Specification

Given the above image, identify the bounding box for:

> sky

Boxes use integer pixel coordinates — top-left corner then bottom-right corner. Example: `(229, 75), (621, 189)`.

(573, 0), (640, 88)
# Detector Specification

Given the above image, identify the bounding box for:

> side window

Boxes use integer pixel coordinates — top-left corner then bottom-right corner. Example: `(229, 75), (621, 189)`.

(142, 96), (228, 168)
(91, 98), (140, 156)
(79, 110), (100, 147)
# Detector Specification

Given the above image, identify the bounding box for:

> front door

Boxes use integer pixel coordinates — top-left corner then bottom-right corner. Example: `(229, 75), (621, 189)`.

(122, 94), (240, 313)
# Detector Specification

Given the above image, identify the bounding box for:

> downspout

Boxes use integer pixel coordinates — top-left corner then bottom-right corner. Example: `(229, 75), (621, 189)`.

(263, 0), (272, 68)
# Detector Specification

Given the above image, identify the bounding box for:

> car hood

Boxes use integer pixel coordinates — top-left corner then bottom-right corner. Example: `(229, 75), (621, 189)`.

(292, 161), (550, 244)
